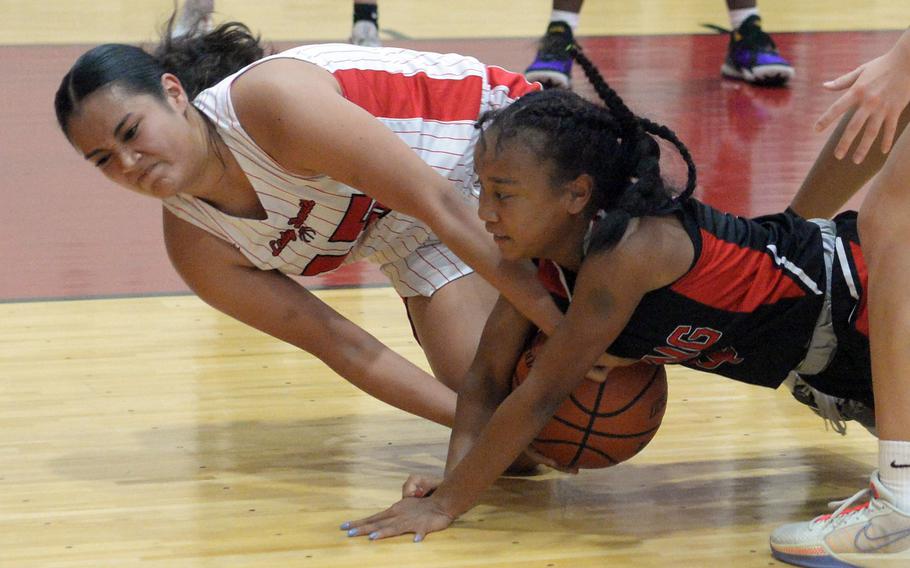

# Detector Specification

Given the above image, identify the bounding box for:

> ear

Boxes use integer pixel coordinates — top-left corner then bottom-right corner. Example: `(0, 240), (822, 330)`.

(160, 73), (190, 112)
(563, 174), (594, 215)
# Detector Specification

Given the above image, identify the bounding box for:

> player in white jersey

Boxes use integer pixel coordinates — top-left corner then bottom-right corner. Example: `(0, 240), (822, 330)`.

(54, 18), (564, 434)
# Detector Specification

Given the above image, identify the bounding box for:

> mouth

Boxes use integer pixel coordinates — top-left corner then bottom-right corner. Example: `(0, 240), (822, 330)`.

(137, 162), (160, 189)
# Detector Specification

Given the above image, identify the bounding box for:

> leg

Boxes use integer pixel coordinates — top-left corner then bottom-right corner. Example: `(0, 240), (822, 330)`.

(524, 0), (584, 89)
(406, 273), (498, 391)
(859, 128), (910, 442)
(770, 128), (910, 568)
(351, 0), (381, 47)
(790, 105), (910, 219)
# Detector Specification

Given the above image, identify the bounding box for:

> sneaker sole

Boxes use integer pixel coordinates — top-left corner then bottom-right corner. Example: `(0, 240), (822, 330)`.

(721, 62), (794, 87)
(524, 69), (571, 89)
(770, 547), (862, 568)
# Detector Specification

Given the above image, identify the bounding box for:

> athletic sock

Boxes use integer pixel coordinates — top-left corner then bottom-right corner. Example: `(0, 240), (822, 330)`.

(729, 7), (760, 31)
(550, 9), (580, 34)
(353, 3), (378, 25)
(879, 439), (910, 510)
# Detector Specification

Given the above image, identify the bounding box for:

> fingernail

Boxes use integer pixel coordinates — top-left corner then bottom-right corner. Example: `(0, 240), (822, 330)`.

(414, 534), (424, 543)
(347, 528), (359, 537)
(340, 521), (351, 530)
(369, 531), (379, 540)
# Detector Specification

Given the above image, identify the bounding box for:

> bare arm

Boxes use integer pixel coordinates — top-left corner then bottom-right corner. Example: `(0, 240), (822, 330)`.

(229, 59), (563, 335)
(444, 296), (535, 477)
(791, 29), (910, 219)
(814, 28), (910, 164)
(163, 209), (456, 426)
(344, 220), (691, 540)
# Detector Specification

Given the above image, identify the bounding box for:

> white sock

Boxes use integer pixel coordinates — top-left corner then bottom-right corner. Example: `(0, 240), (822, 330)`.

(729, 7), (760, 31)
(879, 439), (910, 510)
(551, 9), (580, 33)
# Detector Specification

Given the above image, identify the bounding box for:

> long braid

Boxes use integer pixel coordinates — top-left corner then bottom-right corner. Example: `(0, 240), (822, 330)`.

(571, 46), (697, 200)
(475, 48), (698, 252)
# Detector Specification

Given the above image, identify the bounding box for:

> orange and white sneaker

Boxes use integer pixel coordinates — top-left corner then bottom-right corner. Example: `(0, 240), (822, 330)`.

(770, 472), (910, 567)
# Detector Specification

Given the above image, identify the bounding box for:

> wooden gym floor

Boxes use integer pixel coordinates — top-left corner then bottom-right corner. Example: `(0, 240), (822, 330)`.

(0, 1), (904, 566)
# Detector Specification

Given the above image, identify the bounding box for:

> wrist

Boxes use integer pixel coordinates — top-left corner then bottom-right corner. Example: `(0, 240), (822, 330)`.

(430, 484), (472, 519)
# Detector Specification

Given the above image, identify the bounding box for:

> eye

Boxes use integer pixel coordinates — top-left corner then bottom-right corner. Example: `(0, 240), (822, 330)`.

(94, 155), (111, 168)
(494, 191), (511, 201)
(123, 123), (138, 141)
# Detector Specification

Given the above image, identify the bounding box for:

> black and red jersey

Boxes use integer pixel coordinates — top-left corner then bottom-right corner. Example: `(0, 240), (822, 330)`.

(538, 198), (831, 389)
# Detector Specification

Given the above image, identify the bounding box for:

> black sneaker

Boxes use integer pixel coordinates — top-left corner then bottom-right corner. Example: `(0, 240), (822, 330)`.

(706, 15), (794, 87)
(525, 21), (576, 89)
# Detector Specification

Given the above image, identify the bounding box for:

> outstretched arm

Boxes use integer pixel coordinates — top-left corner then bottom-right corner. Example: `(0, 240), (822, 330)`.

(445, 296), (535, 476)
(342, 227), (677, 541)
(231, 58), (563, 336)
(790, 29), (910, 219)
(815, 28), (910, 164)
(164, 210), (457, 426)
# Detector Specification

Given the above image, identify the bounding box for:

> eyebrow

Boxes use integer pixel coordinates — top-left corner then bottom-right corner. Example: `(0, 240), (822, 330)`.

(83, 113), (132, 160)
(488, 176), (517, 185)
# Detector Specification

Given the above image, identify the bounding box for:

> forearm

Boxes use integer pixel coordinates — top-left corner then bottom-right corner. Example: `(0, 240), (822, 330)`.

(435, 385), (557, 517)
(318, 326), (457, 427)
(444, 370), (508, 477)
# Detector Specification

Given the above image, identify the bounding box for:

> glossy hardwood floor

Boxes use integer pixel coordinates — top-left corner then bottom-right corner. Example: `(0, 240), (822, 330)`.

(0, 1), (901, 566)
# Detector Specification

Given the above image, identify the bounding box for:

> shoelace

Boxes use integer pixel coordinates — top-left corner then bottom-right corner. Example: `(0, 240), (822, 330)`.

(787, 376), (849, 435)
(812, 487), (879, 528)
(812, 391), (848, 436)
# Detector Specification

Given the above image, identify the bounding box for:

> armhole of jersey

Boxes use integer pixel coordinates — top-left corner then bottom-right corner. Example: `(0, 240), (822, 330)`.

(676, 201), (703, 273)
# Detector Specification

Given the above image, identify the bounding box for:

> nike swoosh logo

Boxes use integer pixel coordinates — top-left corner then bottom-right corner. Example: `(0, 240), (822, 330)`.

(892, 461), (910, 469)
(853, 521), (910, 553)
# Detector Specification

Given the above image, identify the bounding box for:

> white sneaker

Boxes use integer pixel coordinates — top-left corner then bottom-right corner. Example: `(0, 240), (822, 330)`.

(350, 20), (381, 47)
(770, 472), (910, 567)
(172, 0), (215, 38)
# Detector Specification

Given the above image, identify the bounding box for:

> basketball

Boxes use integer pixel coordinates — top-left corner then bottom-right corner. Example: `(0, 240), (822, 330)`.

(512, 330), (668, 469)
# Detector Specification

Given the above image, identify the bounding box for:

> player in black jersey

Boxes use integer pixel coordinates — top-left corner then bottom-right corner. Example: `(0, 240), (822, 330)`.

(346, 37), (910, 567)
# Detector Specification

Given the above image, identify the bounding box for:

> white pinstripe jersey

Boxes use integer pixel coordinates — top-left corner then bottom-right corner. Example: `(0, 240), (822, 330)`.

(163, 44), (539, 294)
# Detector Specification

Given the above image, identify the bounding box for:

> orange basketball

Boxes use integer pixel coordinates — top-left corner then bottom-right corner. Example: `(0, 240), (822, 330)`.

(512, 331), (667, 469)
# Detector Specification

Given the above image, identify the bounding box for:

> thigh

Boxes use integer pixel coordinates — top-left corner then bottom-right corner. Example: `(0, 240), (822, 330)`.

(406, 273), (499, 390)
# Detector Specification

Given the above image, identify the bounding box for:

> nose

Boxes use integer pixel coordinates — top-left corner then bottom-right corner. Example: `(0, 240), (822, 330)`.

(118, 148), (142, 172)
(477, 188), (498, 223)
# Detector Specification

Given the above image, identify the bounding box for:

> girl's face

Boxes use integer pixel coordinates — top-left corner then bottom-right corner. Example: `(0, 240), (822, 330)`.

(475, 133), (590, 262)
(66, 76), (204, 200)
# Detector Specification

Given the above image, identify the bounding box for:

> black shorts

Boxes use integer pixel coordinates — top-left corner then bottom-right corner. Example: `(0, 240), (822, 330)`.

(800, 211), (873, 408)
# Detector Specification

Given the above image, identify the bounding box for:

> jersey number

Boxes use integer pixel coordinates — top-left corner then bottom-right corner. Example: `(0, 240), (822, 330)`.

(300, 195), (391, 276)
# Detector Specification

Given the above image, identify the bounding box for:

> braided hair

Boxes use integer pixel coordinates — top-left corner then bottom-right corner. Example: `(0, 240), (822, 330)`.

(476, 46), (697, 252)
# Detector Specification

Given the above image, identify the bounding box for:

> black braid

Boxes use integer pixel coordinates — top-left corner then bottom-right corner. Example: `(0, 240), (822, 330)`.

(570, 46), (697, 200)
(475, 46), (698, 252)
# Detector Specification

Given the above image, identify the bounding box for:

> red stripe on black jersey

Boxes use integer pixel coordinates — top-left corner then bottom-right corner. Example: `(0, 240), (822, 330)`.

(670, 228), (807, 312)
(850, 241), (870, 336)
(332, 68), (482, 121)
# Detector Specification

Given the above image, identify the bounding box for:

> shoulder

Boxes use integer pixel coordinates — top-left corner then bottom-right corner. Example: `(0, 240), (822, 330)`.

(584, 215), (694, 294)
(230, 57), (342, 118)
